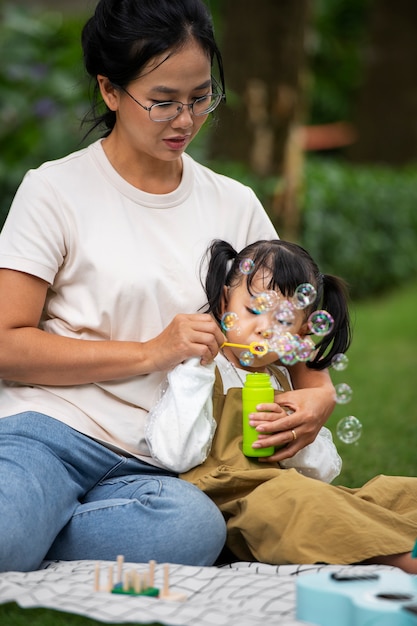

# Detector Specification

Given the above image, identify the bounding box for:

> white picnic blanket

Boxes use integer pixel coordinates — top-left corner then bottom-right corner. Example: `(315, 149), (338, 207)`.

(0, 559), (394, 626)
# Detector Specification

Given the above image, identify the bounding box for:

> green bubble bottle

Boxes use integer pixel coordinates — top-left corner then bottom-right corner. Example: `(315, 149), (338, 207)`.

(242, 372), (275, 457)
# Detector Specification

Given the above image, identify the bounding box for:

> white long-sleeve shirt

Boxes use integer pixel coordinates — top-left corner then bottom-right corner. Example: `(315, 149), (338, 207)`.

(146, 353), (342, 482)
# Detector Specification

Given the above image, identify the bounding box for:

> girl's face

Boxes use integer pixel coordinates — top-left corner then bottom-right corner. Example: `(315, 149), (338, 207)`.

(99, 38), (212, 166)
(221, 272), (307, 370)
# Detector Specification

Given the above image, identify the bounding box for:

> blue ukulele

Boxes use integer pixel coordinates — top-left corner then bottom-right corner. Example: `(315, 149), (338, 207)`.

(296, 568), (417, 626)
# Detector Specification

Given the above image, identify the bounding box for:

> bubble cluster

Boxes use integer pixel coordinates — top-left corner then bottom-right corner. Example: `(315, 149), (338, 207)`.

(336, 416), (362, 444)
(221, 282), (335, 369)
(331, 357), (361, 446)
(275, 332), (315, 365)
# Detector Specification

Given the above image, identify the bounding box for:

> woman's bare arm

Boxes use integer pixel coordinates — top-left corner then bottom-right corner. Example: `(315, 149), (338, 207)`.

(0, 269), (223, 386)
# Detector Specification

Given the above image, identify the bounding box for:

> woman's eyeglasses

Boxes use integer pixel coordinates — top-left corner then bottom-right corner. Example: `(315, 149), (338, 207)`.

(118, 78), (225, 122)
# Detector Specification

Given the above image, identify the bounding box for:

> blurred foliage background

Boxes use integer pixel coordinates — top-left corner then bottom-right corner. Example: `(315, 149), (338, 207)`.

(0, 3), (91, 222)
(1, 0), (416, 484)
(1, 0), (417, 299)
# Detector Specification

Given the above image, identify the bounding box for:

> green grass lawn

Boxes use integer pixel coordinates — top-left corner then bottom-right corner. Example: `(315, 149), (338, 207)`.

(328, 281), (417, 487)
(0, 603), (160, 625)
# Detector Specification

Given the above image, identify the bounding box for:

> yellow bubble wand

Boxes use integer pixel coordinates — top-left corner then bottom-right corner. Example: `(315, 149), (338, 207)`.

(221, 341), (269, 356)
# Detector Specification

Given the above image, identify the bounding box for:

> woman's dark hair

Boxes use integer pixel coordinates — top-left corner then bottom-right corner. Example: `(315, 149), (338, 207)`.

(203, 239), (352, 370)
(81, 0), (224, 136)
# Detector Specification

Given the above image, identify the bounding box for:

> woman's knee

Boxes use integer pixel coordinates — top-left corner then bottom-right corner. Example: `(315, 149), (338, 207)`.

(49, 476), (226, 566)
(145, 477), (227, 565)
(180, 482), (227, 564)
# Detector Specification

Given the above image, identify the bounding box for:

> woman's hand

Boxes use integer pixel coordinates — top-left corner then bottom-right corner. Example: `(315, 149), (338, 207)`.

(247, 363), (336, 463)
(146, 313), (225, 371)
(0, 269), (224, 385)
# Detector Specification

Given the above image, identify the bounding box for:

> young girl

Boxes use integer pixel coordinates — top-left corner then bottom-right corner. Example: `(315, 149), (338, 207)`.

(147, 239), (417, 573)
(146, 238), (348, 479)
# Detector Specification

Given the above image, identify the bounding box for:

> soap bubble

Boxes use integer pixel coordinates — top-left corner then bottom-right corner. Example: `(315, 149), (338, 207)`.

(274, 332), (299, 365)
(331, 353), (349, 371)
(293, 283), (317, 310)
(280, 333), (298, 365)
(239, 350), (254, 366)
(261, 328), (276, 341)
(335, 383), (353, 404)
(274, 331), (296, 357)
(250, 291), (278, 314)
(295, 336), (316, 362)
(239, 258), (255, 275)
(308, 310), (334, 336)
(263, 329), (283, 353)
(280, 352), (298, 366)
(337, 416), (362, 444)
(221, 311), (239, 332)
(273, 300), (296, 328)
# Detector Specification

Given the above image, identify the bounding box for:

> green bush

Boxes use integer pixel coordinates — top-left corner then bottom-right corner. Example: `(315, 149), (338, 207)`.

(300, 157), (417, 298)
(0, 5), (90, 228)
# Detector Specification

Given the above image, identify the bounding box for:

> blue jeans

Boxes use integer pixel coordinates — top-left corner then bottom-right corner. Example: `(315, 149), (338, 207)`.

(0, 412), (226, 572)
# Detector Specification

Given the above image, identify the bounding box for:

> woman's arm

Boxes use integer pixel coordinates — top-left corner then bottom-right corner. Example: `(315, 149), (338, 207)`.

(0, 269), (224, 385)
(279, 426), (342, 483)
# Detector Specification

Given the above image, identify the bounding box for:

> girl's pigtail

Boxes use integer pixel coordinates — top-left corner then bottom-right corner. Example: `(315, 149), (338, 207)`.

(203, 240), (237, 323)
(309, 274), (352, 370)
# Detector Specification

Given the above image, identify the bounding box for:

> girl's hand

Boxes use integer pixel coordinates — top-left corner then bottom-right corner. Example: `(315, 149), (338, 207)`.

(248, 385), (335, 463)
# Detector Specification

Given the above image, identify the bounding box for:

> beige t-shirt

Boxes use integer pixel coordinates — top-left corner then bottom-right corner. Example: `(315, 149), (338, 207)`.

(0, 139), (277, 465)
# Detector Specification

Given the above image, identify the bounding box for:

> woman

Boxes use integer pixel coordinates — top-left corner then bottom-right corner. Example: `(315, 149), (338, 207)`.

(0, 0), (335, 572)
